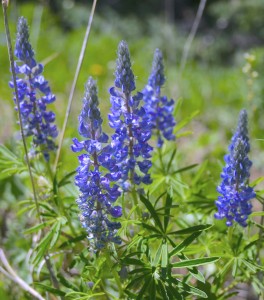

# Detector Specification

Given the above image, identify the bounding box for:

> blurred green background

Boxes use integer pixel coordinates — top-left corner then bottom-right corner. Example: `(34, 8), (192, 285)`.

(1, 0), (264, 179)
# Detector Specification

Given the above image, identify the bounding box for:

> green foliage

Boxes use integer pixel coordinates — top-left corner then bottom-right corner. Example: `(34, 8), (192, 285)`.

(1, 1), (264, 300)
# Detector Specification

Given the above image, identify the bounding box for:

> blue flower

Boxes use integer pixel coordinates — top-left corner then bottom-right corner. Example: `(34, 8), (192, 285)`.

(72, 77), (122, 250)
(143, 49), (176, 147)
(108, 41), (153, 190)
(10, 17), (57, 161)
(215, 110), (255, 227)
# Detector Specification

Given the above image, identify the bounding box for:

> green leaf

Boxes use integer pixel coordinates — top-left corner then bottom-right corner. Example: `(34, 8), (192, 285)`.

(161, 242), (168, 269)
(166, 148), (177, 173)
(136, 275), (152, 300)
(176, 131), (193, 138)
(251, 211), (264, 217)
(164, 194), (173, 231)
(0, 145), (26, 179)
(169, 231), (202, 257)
(192, 161), (208, 185)
(23, 220), (55, 234)
(32, 220), (62, 265)
(157, 281), (169, 300)
(34, 283), (66, 296)
(122, 258), (145, 266)
(170, 164), (198, 175)
(153, 242), (163, 267)
(126, 273), (147, 290)
(251, 176), (264, 187)
(168, 224), (212, 235)
(50, 220), (62, 248)
(242, 259), (264, 271)
(172, 257), (220, 268)
(174, 110), (199, 132)
(189, 267), (205, 283)
(65, 291), (105, 299)
(57, 273), (78, 290)
(139, 195), (163, 232)
(218, 259), (233, 277)
(149, 279), (157, 300)
(32, 231), (53, 265)
(172, 279), (208, 298)
(141, 222), (163, 235)
(59, 234), (87, 248)
(58, 170), (76, 187)
(129, 267), (151, 275)
(232, 258), (238, 277)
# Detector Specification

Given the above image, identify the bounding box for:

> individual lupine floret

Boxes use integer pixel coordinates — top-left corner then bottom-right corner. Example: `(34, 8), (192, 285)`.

(142, 49), (176, 147)
(9, 17), (57, 160)
(215, 110), (255, 227)
(108, 41), (153, 190)
(72, 77), (122, 250)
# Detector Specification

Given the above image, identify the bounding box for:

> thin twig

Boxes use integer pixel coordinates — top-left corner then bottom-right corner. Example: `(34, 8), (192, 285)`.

(2, 2), (62, 296)
(53, 0), (97, 173)
(180, 0), (207, 73)
(0, 249), (45, 300)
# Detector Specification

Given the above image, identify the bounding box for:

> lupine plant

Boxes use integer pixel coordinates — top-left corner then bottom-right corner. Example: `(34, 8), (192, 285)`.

(0, 2), (264, 300)
(10, 17), (58, 161)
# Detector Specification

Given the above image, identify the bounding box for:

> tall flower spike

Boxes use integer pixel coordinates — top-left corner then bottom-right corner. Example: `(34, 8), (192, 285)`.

(143, 49), (176, 147)
(108, 41), (153, 190)
(215, 110), (255, 227)
(72, 77), (122, 250)
(9, 17), (58, 161)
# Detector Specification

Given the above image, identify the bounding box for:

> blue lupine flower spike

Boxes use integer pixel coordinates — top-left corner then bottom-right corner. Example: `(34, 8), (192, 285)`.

(143, 49), (176, 147)
(10, 17), (58, 161)
(108, 41), (153, 190)
(215, 109), (255, 227)
(72, 77), (122, 250)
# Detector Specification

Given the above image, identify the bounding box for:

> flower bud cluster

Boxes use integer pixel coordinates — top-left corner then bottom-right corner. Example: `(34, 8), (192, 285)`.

(10, 17), (58, 161)
(142, 49), (176, 147)
(72, 77), (122, 250)
(215, 110), (255, 227)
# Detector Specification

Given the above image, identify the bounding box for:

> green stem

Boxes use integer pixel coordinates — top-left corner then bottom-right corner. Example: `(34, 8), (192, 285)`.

(131, 186), (141, 217)
(157, 147), (165, 173)
(104, 250), (124, 298)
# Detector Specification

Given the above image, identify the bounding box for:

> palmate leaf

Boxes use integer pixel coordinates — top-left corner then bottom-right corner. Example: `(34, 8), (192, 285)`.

(0, 144), (27, 179)
(32, 218), (64, 265)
